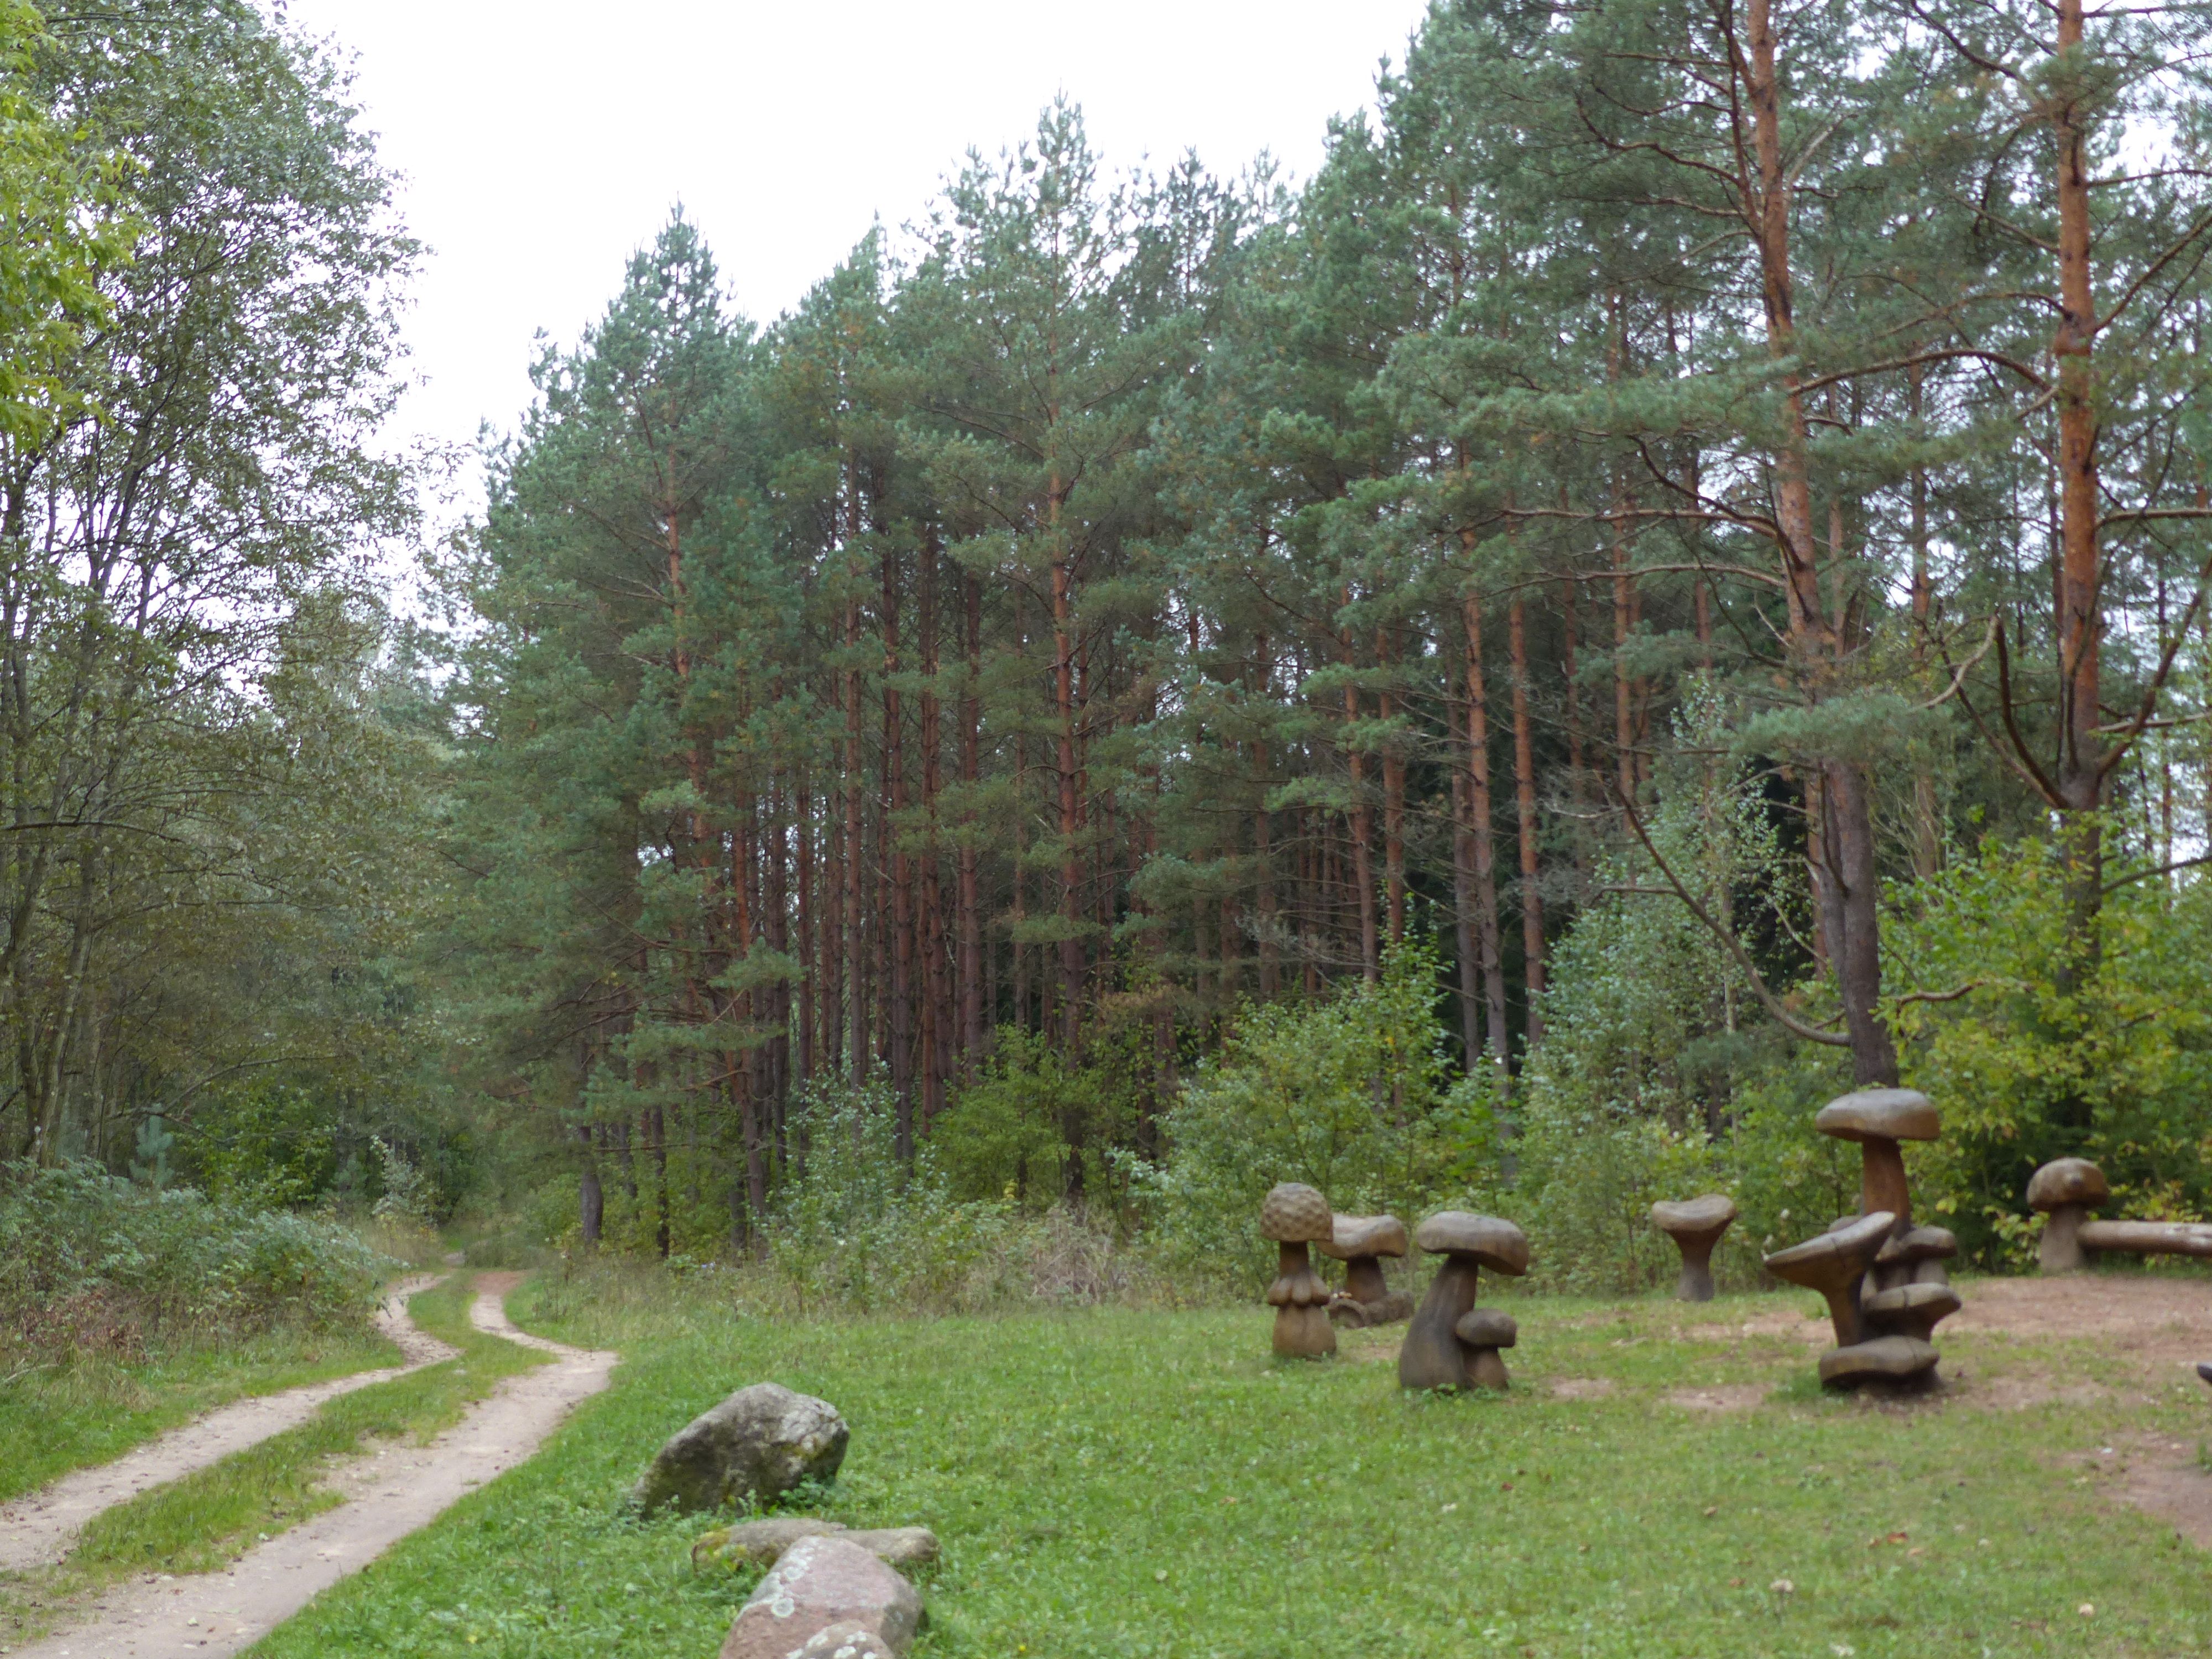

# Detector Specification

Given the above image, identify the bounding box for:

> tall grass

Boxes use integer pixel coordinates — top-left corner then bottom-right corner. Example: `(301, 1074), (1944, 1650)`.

(0, 1160), (389, 1365)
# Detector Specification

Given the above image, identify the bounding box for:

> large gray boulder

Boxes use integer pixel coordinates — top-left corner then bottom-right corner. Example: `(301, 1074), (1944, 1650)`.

(718, 1535), (923, 1659)
(634, 1383), (849, 1516)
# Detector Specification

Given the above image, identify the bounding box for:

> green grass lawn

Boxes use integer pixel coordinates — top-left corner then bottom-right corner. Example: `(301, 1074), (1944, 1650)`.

(0, 1321), (401, 1505)
(234, 1271), (2212, 1659)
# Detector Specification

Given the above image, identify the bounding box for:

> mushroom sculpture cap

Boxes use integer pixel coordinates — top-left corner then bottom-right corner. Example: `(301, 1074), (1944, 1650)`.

(1454, 1307), (1519, 1348)
(2026, 1157), (2109, 1212)
(1315, 1213), (1410, 1262)
(1814, 1088), (1940, 1144)
(1764, 1209), (1897, 1282)
(1414, 1211), (1531, 1276)
(1651, 1194), (1739, 1238)
(1259, 1182), (1334, 1244)
(1876, 1224), (1959, 1267)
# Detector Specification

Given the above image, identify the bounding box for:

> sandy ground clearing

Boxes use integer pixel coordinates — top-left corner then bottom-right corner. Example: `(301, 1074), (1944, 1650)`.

(6, 1282), (615, 1659)
(0, 1277), (452, 1575)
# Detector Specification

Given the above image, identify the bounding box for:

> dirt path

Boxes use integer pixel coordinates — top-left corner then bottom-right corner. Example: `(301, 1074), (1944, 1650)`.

(0, 1276), (453, 1575)
(7, 1278), (615, 1659)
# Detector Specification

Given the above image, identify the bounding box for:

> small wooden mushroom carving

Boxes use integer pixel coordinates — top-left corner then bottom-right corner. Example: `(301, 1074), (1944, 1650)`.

(1861, 1224), (1961, 1343)
(2027, 1157), (2110, 1274)
(1399, 1212), (1530, 1391)
(1650, 1194), (1737, 1302)
(1260, 1182), (1337, 1358)
(1453, 1307), (1518, 1391)
(1320, 1213), (1413, 1327)
(1814, 1088), (1940, 1224)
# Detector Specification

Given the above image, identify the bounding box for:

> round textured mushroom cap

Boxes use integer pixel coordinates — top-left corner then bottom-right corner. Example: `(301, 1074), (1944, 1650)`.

(1454, 1307), (1519, 1348)
(1414, 1211), (1531, 1275)
(1814, 1088), (1940, 1144)
(1876, 1224), (1959, 1267)
(2026, 1157), (2109, 1212)
(1315, 1213), (1409, 1262)
(1651, 1194), (1738, 1237)
(1259, 1182), (1334, 1243)
(1764, 1211), (1896, 1285)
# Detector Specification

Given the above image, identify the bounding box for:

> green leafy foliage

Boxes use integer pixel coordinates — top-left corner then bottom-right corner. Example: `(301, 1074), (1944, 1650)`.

(1131, 940), (1496, 1290)
(0, 1160), (388, 1360)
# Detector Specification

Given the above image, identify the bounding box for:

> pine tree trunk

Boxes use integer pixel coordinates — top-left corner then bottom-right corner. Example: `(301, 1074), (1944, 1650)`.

(884, 549), (914, 1156)
(2051, 0), (2105, 985)
(1747, 0), (1896, 1086)
(844, 594), (868, 1079)
(1508, 597), (1546, 1044)
(1462, 595), (1511, 1088)
(958, 572), (984, 1073)
(1342, 602), (1379, 981)
(796, 778), (816, 1088)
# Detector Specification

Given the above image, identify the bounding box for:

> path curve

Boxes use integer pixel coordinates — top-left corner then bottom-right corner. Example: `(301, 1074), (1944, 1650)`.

(8, 1279), (616, 1659)
(0, 1276), (453, 1575)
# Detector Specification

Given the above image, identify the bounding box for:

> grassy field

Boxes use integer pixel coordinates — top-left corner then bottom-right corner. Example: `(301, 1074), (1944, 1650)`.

(0, 1322), (400, 1505)
(232, 1269), (2212, 1659)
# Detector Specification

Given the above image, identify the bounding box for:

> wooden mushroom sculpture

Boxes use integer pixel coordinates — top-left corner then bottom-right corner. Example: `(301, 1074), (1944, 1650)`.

(1398, 1212), (1530, 1391)
(1453, 1307), (1518, 1391)
(1766, 1210), (1941, 1387)
(1260, 1182), (1337, 1358)
(1814, 1088), (1940, 1224)
(1320, 1213), (1413, 1327)
(2027, 1157), (2109, 1274)
(1650, 1194), (1737, 1302)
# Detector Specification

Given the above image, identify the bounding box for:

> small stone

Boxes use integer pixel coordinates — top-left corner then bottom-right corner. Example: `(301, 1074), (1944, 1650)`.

(718, 1536), (922, 1659)
(635, 1383), (849, 1516)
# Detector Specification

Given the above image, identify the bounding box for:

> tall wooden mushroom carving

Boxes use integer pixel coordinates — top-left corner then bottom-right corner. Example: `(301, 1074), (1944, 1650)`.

(1765, 1086), (1958, 1389)
(1321, 1213), (1413, 1327)
(1260, 1182), (1337, 1358)
(1399, 1212), (1530, 1391)
(1650, 1194), (1737, 1302)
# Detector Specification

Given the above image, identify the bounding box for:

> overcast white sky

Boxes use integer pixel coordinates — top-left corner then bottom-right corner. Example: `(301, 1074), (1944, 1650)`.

(279, 1), (1433, 472)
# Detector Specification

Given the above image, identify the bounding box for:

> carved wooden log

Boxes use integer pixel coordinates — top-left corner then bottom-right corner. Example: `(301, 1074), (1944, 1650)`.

(2075, 1219), (2212, 1259)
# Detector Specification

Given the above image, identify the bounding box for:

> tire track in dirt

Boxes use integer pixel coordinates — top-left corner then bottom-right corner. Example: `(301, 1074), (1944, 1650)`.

(0, 1276), (452, 1575)
(7, 1277), (615, 1659)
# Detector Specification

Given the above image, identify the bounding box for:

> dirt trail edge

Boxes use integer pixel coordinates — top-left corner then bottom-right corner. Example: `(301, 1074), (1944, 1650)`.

(9, 1278), (616, 1659)
(0, 1276), (454, 1575)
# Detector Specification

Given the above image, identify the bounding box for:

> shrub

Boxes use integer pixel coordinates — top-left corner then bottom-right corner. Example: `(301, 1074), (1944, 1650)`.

(1126, 939), (1497, 1295)
(0, 1161), (388, 1361)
